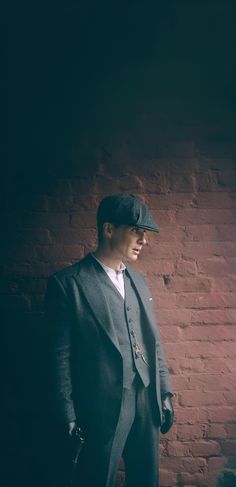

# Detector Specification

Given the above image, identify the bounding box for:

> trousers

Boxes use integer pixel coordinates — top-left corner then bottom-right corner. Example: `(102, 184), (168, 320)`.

(76, 376), (161, 487)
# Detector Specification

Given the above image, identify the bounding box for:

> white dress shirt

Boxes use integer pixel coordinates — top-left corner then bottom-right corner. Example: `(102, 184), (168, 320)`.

(92, 254), (126, 299)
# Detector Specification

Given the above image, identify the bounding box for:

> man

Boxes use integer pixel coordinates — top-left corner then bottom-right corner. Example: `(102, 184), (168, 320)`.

(44, 194), (174, 487)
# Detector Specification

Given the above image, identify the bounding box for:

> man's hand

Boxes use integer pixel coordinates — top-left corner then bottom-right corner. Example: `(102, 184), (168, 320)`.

(68, 421), (77, 436)
(160, 394), (174, 434)
(67, 421), (85, 444)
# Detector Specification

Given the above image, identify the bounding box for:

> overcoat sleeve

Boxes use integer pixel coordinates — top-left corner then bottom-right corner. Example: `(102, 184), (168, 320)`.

(154, 323), (173, 398)
(44, 274), (76, 424)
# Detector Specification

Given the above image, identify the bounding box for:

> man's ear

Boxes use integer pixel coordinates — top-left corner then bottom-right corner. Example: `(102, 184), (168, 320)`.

(103, 222), (113, 239)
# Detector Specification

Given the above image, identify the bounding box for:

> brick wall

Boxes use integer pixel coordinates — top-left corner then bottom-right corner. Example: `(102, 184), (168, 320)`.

(2, 2), (236, 487)
(1, 137), (236, 487)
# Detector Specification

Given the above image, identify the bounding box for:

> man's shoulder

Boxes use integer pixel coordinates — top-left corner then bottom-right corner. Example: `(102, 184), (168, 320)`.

(49, 253), (92, 283)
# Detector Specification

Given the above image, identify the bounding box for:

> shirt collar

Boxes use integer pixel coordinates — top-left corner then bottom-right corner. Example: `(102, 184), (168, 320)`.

(91, 254), (126, 274)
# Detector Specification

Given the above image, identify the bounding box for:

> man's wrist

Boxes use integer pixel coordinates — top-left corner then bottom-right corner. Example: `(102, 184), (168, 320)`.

(161, 392), (174, 400)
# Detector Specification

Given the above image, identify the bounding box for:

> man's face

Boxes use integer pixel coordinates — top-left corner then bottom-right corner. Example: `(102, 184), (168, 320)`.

(109, 224), (148, 262)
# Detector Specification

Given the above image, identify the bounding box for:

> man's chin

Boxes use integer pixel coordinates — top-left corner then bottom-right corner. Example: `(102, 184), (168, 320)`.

(127, 252), (139, 262)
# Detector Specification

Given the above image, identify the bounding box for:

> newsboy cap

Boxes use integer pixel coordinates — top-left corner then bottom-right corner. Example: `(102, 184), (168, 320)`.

(97, 194), (159, 233)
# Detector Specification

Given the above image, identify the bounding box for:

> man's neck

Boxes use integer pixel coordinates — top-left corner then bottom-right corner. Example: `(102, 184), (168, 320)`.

(93, 249), (123, 272)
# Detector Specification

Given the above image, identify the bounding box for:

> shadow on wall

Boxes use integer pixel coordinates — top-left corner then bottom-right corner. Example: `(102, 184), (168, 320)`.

(218, 470), (236, 487)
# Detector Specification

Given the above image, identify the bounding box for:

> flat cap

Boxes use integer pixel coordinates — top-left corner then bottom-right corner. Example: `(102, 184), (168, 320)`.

(97, 194), (159, 233)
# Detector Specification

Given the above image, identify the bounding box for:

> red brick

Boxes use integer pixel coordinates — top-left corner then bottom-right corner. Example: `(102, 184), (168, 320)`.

(70, 193), (98, 211)
(190, 309), (236, 324)
(207, 455), (228, 471)
(170, 437), (219, 458)
(159, 469), (177, 486)
(174, 407), (220, 425)
(159, 326), (183, 343)
(150, 225), (184, 242)
(175, 406), (205, 424)
(183, 224), (220, 242)
(171, 373), (234, 393)
(146, 193), (194, 209)
(146, 241), (183, 258)
(93, 175), (144, 193)
(217, 225), (236, 241)
(204, 407), (236, 423)
(156, 308), (191, 325)
(165, 341), (235, 359)
(176, 423), (209, 443)
(170, 374), (192, 391)
(142, 275), (166, 292)
(168, 357), (205, 374)
(182, 324), (236, 342)
(227, 257), (236, 272)
(169, 173), (196, 192)
(182, 241), (236, 259)
(212, 276), (236, 292)
(160, 456), (207, 474)
(177, 472), (209, 487)
(175, 259), (197, 276)
(225, 423), (236, 439)
(206, 424), (227, 439)
(154, 292), (177, 308)
(151, 209), (175, 225)
(203, 358), (235, 374)
(196, 192), (236, 209)
(141, 176), (169, 194)
(70, 211), (96, 228)
(206, 456), (229, 487)
(176, 209), (236, 225)
(176, 292), (236, 308)
(223, 390), (236, 405)
(51, 228), (97, 245)
(178, 391), (226, 407)
(136, 259), (175, 276)
(36, 244), (84, 262)
(197, 257), (230, 276)
(167, 440), (192, 456)
(164, 276), (212, 293)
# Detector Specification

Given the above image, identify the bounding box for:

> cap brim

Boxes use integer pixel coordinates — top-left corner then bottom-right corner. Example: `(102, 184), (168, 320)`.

(136, 224), (160, 233)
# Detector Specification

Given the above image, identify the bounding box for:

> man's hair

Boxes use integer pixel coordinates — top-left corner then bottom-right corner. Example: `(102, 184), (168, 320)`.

(96, 195), (119, 243)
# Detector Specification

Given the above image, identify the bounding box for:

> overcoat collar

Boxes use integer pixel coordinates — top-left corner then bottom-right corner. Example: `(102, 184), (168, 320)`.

(73, 253), (156, 351)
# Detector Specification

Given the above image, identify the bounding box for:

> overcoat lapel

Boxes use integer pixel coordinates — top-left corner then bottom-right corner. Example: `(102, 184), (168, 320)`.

(73, 255), (121, 353)
(126, 266), (158, 341)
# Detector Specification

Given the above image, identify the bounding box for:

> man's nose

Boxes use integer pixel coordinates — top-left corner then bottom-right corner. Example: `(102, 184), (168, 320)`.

(138, 233), (147, 245)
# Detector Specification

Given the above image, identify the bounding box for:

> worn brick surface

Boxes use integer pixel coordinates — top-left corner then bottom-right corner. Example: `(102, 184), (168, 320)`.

(2, 91), (236, 487)
(2, 161), (234, 487)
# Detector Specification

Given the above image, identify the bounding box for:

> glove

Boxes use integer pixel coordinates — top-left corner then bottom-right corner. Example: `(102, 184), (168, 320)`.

(160, 394), (174, 434)
(68, 421), (85, 442)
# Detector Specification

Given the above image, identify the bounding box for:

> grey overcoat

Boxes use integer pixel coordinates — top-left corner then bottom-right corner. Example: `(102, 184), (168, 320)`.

(44, 253), (173, 442)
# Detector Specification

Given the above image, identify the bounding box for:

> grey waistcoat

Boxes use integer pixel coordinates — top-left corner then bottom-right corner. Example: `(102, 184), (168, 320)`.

(94, 264), (150, 389)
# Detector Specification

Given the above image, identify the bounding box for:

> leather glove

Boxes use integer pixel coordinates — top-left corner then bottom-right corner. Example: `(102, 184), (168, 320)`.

(160, 394), (174, 434)
(68, 421), (85, 442)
